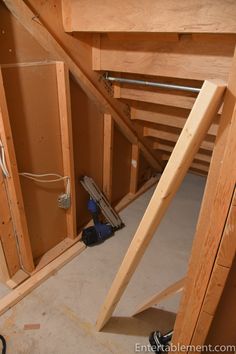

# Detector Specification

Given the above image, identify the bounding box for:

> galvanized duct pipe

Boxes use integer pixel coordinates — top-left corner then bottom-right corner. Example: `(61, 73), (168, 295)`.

(105, 72), (201, 94)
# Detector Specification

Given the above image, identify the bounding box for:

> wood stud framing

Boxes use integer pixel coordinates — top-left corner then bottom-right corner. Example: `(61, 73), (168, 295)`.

(131, 107), (219, 137)
(173, 106), (236, 347)
(143, 127), (215, 151)
(92, 34), (101, 71)
(172, 52), (236, 348)
(0, 172), (20, 277)
(0, 240), (10, 283)
(0, 68), (34, 272)
(1, 0), (236, 344)
(181, 189), (236, 346)
(96, 80), (226, 330)
(62, 0), (236, 33)
(130, 144), (140, 194)
(133, 277), (185, 316)
(3, 0), (163, 174)
(103, 114), (114, 201)
(56, 62), (77, 239)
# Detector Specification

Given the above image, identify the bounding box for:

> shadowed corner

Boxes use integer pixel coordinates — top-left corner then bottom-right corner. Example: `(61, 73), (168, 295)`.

(99, 308), (176, 337)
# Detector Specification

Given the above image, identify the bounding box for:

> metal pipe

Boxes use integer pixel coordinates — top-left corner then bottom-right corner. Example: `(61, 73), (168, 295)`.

(105, 72), (201, 94)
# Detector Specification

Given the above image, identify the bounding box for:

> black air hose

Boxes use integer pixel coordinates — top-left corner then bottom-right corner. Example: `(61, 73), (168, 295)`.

(0, 335), (6, 354)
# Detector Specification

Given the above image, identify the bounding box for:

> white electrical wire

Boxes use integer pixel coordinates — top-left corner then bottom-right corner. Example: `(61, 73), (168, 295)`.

(19, 173), (70, 195)
(0, 140), (10, 177)
(0, 140), (70, 195)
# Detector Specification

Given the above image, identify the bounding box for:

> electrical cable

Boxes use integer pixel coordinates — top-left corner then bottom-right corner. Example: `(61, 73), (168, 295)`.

(0, 140), (9, 178)
(19, 173), (70, 195)
(0, 334), (6, 354)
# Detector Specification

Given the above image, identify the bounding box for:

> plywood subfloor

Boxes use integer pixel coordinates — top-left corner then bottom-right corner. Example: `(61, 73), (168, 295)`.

(0, 173), (205, 354)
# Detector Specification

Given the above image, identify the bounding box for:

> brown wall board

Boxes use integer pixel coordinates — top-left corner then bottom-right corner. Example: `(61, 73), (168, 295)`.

(2, 64), (67, 261)
(111, 124), (132, 205)
(0, 2), (50, 65)
(70, 76), (104, 230)
(138, 152), (154, 190)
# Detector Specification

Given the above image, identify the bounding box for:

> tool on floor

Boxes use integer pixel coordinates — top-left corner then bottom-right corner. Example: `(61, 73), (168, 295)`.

(149, 330), (173, 354)
(0, 335), (6, 354)
(80, 176), (124, 246)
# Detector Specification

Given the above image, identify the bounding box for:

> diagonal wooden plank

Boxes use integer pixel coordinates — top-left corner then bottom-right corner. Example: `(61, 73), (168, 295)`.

(172, 106), (236, 348)
(133, 277), (185, 316)
(96, 80), (226, 330)
(172, 50), (236, 345)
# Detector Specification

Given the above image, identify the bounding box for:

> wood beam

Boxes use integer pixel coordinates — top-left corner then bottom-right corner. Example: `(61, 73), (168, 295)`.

(96, 80), (226, 330)
(172, 98), (236, 347)
(162, 151), (211, 164)
(190, 162), (209, 173)
(117, 86), (224, 114)
(191, 190), (236, 345)
(131, 107), (218, 137)
(153, 142), (173, 152)
(144, 128), (215, 151)
(61, 0), (236, 33)
(103, 114), (114, 201)
(0, 240), (10, 283)
(6, 269), (29, 289)
(56, 62), (77, 239)
(92, 34), (100, 71)
(116, 86), (196, 110)
(130, 144), (140, 194)
(0, 69), (34, 272)
(0, 173), (20, 277)
(133, 277), (185, 316)
(3, 0), (162, 173)
(99, 34), (235, 81)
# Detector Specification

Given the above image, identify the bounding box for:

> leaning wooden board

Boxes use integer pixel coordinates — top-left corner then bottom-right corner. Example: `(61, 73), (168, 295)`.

(96, 80), (226, 330)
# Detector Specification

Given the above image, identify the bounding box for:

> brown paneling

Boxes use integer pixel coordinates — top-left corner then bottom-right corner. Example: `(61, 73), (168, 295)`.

(138, 153), (154, 190)
(2, 64), (67, 261)
(112, 124), (132, 204)
(0, 2), (50, 64)
(70, 76), (104, 230)
(22, 0), (163, 171)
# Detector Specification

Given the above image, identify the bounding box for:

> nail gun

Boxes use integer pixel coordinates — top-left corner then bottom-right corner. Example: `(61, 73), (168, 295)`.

(80, 176), (124, 246)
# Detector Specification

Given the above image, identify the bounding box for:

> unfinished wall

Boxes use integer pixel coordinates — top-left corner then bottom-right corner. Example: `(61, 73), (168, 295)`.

(24, 0), (158, 171)
(70, 76), (104, 229)
(2, 64), (68, 261)
(206, 255), (236, 346)
(111, 124), (132, 205)
(0, 2), (50, 63)
(0, 1), (146, 275)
